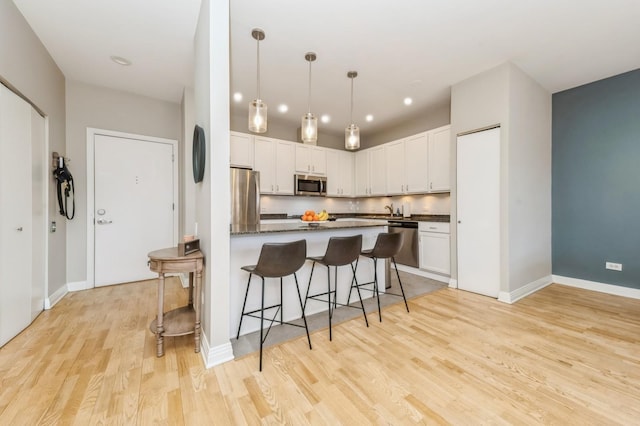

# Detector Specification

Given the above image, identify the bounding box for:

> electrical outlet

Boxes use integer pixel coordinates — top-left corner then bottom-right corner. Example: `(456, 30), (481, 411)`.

(605, 262), (622, 271)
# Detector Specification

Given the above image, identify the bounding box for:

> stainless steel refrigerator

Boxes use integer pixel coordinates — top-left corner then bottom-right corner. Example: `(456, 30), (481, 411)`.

(230, 167), (260, 225)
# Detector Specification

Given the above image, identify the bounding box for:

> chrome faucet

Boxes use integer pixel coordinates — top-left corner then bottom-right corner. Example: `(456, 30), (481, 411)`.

(384, 203), (394, 216)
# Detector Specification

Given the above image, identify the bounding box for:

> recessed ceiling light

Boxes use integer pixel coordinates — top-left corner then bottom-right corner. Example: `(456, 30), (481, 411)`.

(365, 114), (374, 122)
(278, 104), (288, 113)
(403, 97), (413, 106)
(110, 55), (131, 66)
(233, 92), (243, 102)
(321, 114), (330, 123)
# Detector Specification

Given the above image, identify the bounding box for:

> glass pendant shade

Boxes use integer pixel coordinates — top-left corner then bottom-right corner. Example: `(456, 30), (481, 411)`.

(249, 99), (267, 133)
(301, 112), (317, 143)
(345, 123), (360, 150)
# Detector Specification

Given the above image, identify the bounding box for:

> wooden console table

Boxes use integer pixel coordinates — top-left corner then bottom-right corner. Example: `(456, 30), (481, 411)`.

(148, 247), (204, 357)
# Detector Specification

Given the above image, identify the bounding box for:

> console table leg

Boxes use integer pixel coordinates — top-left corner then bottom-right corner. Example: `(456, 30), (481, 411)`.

(156, 273), (165, 357)
(194, 269), (202, 353)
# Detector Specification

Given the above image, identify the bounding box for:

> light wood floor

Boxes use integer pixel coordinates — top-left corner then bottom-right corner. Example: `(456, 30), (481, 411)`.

(1, 278), (639, 424)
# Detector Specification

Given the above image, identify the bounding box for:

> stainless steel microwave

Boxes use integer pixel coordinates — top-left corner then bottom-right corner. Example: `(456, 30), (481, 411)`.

(294, 174), (327, 196)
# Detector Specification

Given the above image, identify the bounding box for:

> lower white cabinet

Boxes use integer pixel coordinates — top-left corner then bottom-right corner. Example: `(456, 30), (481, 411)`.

(418, 222), (450, 275)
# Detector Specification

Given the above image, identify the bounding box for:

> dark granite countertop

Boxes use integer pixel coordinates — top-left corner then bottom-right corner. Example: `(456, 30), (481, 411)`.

(260, 213), (450, 223)
(231, 220), (387, 236)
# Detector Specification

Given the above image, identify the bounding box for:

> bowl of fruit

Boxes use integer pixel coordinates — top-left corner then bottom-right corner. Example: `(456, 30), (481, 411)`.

(300, 209), (329, 226)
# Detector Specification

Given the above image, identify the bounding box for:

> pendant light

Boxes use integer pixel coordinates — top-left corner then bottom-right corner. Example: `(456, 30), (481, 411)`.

(345, 71), (360, 150)
(248, 28), (267, 133)
(301, 52), (318, 144)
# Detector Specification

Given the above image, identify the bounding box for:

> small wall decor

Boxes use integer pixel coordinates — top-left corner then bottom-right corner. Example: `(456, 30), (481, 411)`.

(192, 125), (205, 183)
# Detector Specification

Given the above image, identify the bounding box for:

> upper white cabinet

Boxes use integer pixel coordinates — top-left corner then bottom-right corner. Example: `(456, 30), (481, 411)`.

(254, 137), (295, 195)
(326, 149), (353, 197)
(295, 145), (326, 175)
(428, 125), (451, 192)
(356, 147), (386, 196)
(354, 150), (370, 196)
(230, 131), (254, 169)
(368, 146), (387, 195)
(385, 132), (429, 195)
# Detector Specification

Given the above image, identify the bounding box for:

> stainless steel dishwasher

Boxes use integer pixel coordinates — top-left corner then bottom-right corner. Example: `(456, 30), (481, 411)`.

(387, 220), (419, 267)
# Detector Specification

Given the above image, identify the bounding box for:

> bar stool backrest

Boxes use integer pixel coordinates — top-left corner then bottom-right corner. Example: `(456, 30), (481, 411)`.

(253, 239), (307, 277)
(322, 234), (362, 266)
(370, 232), (403, 259)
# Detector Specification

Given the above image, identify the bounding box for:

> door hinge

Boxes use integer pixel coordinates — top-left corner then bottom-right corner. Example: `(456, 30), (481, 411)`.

(172, 203), (175, 211)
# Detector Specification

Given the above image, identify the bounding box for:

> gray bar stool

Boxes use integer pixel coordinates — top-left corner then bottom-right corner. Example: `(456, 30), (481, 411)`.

(351, 232), (409, 322)
(236, 239), (312, 371)
(304, 234), (369, 341)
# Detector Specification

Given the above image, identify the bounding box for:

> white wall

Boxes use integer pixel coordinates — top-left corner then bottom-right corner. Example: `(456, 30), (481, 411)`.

(450, 63), (510, 286)
(450, 62), (552, 297)
(65, 80), (181, 284)
(194, 0), (234, 366)
(0, 0), (66, 298)
(507, 65), (552, 292)
(181, 88), (196, 237)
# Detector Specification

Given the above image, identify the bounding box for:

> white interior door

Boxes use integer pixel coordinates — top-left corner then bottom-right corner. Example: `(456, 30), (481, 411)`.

(31, 109), (46, 320)
(94, 134), (176, 287)
(457, 127), (501, 297)
(0, 85), (33, 346)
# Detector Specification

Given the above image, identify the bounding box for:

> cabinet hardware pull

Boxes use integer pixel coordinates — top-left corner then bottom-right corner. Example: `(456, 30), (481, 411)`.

(16, 227), (23, 231)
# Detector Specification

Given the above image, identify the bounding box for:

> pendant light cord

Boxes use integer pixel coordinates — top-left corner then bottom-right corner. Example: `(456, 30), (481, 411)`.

(256, 37), (261, 100)
(307, 60), (312, 113)
(349, 76), (354, 124)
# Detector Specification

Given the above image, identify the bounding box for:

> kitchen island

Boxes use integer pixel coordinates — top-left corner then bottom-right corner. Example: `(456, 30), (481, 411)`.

(230, 220), (388, 337)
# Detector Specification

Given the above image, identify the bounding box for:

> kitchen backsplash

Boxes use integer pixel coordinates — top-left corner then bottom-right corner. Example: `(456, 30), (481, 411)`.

(261, 193), (450, 216)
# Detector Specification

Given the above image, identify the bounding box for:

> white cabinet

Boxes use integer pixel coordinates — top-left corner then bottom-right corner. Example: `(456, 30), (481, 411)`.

(385, 132), (429, 195)
(405, 132), (430, 193)
(354, 150), (370, 196)
(418, 222), (450, 275)
(295, 145), (326, 175)
(326, 149), (353, 197)
(355, 147), (386, 196)
(369, 146), (387, 195)
(428, 125), (450, 192)
(230, 131), (254, 168)
(254, 137), (295, 195)
(385, 140), (405, 194)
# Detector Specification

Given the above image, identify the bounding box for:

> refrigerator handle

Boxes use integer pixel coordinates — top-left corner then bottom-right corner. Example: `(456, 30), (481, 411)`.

(254, 172), (261, 222)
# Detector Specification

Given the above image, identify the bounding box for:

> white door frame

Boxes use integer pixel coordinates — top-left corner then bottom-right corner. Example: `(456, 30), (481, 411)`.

(86, 128), (178, 288)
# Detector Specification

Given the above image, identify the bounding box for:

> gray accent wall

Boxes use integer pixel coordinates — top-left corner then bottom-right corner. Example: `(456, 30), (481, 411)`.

(552, 68), (640, 289)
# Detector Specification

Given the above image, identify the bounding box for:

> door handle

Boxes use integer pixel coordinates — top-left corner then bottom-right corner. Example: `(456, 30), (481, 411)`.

(96, 219), (113, 225)
(16, 226), (23, 231)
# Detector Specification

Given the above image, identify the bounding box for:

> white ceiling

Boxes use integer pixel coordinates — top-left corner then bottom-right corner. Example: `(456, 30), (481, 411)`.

(14, 0), (640, 136)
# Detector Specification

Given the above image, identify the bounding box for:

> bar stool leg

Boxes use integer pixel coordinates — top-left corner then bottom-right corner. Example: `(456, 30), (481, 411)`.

(326, 265), (333, 341)
(350, 262), (369, 327)
(293, 272), (312, 350)
(392, 257), (409, 312)
(259, 277), (265, 371)
(372, 258), (382, 322)
(303, 262), (317, 311)
(236, 273), (253, 339)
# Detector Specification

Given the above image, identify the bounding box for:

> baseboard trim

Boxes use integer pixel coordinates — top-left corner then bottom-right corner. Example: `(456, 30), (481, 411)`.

(200, 331), (234, 369)
(67, 280), (90, 292)
(552, 275), (640, 300)
(44, 284), (68, 309)
(448, 278), (458, 289)
(395, 264), (450, 284)
(498, 275), (553, 304)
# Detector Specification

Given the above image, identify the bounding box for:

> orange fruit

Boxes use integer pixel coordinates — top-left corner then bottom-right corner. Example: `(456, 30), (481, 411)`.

(313, 214), (320, 221)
